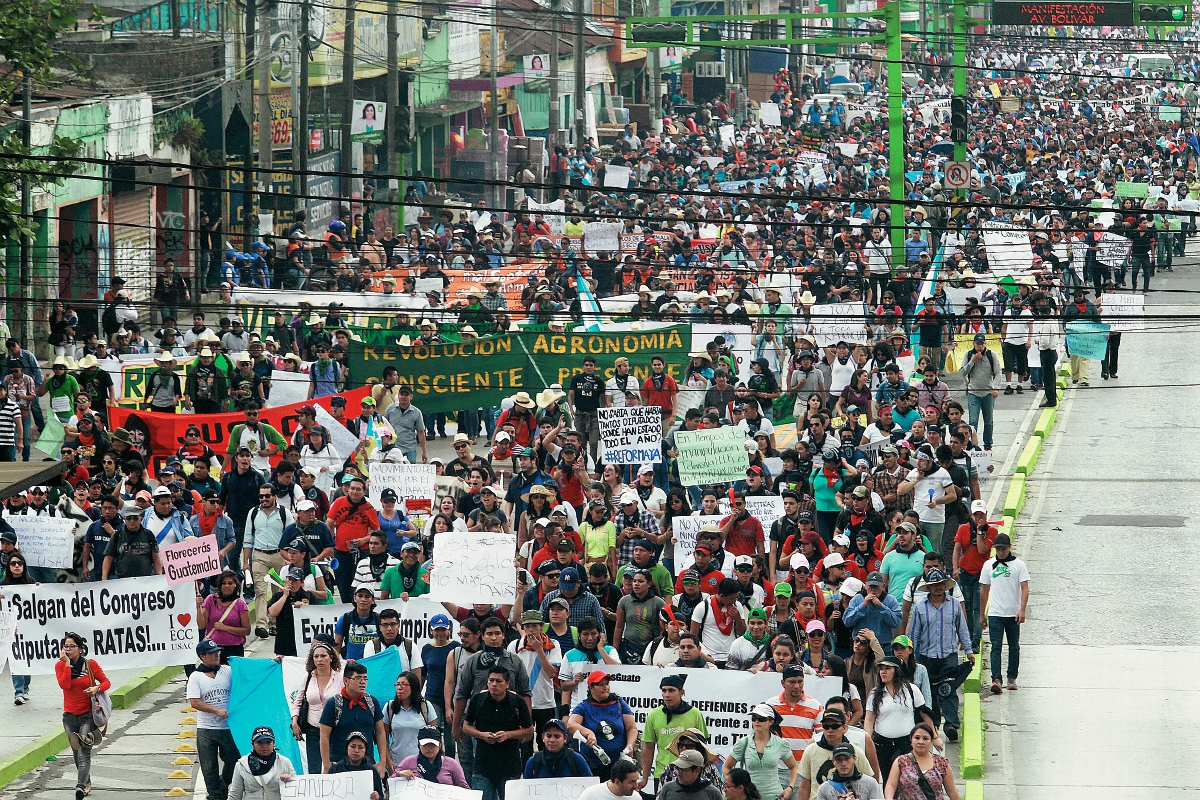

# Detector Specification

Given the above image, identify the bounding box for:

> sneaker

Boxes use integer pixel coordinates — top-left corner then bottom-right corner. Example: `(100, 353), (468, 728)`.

(269, 626), (277, 637)
(255, 627), (269, 639)
(990, 679), (1003, 694)
(1015, 385), (1023, 394)
(1007, 680), (1018, 690)
(1004, 386), (1014, 395)
(1110, 373), (1118, 379)
(1080, 379), (1090, 387)
(1039, 401), (1056, 408)
(13, 695), (25, 706)
(1101, 372), (1109, 380)
(76, 790), (85, 800)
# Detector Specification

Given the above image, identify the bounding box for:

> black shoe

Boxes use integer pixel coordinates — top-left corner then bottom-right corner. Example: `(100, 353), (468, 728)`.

(944, 725), (959, 743)
(1039, 401), (1056, 408)
(1004, 386), (1014, 395)
(1015, 385), (1023, 394)
(1101, 371), (1109, 380)
(268, 626), (277, 636)
(1110, 373), (1118, 379)
(255, 627), (269, 639)
(76, 790), (85, 800)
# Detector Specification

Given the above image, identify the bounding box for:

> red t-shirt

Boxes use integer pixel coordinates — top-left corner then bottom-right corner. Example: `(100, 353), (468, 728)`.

(327, 495), (381, 551)
(675, 567), (724, 595)
(954, 523), (996, 575)
(720, 514), (765, 557)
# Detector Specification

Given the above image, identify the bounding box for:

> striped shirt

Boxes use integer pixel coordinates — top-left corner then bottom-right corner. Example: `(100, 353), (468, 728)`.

(769, 691), (824, 761)
(908, 595), (973, 659)
(0, 398), (17, 446)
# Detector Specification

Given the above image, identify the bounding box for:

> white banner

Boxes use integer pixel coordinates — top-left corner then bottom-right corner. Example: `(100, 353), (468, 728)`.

(505, 778), (600, 800)
(592, 665), (843, 754)
(283, 773), (373, 800)
(671, 515), (723, 568)
(427, 532), (516, 605)
(603, 165), (631, 189)
(369, 463), (437, 508)
(390, 778), (481, 800)
(759, 104), (781, 127)
(1097, 233), (1132, 268)
(0, 607), (16, 674)
(7, 576), (198, 675)
(691, 323), (754, 382)
(1100, 292), (1144, 332)
(291, 595), (457, 656)
(582, 222), (623, 254)
(527, 200), (566, 235)
(981, 223), (1034, 276)
(809, 303), (868, 347)
(719, 125), (735, 147)
(597, 406), (663, 464)
(8, 516), (76, 570)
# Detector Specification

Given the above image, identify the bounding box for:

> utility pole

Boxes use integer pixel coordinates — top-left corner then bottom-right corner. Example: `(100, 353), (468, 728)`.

(170, 0), (181, 38)
(549, 0), (560, 150)
(885, 0), (906, 271)
(258, 5), (273, 176)
(490, 0), (502, 211)
(340, 0), (357, 209)
(386, 0), (400, 197)
(19, 75), (32, 344)
(647, 42), (661, 133)
(291, 1), (304, 204)
(573, 0), (586, 146)
(297, 0), (311, 216)
(244, 0), (258, 249)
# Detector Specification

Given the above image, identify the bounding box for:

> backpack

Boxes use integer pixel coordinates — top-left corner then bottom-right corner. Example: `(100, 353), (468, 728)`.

(328, 691), (379, 730)
(247, 505), (291, 546)
(528, 749), (588, 778)
(337, 610), (381, 658)
(383, 693), (434, 727)
(102, 303), (119, 336)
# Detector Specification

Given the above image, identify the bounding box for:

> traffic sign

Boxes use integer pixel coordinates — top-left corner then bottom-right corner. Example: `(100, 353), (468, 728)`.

(944, 161), (970, 190)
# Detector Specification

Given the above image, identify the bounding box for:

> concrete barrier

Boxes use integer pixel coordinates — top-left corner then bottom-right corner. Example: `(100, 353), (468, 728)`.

(1002, 473), (1027, 519)
(961, 692), (984, 778)
(1033, 407), (1057, 438)
(963, 654), (983, 694)
(1014, 436), (1043, 475)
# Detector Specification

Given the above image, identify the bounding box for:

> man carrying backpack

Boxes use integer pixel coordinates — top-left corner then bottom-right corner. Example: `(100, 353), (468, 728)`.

(335, 586), (381, 660)
(522, 719), (591, 778)
(244, 485), (291, 638)
(319, 661), (391, 777)
(363, 607), (424, 677)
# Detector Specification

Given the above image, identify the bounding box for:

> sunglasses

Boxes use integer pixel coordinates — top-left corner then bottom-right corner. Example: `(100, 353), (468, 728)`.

(735, 565), (754, 573)
(259, 494), (274, 499)
(808, 631), (825, 638)
(751, 715), (773, 723)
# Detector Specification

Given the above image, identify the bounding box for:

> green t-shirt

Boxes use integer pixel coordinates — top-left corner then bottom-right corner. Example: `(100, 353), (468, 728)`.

(879, 548), (924, 602)
(380, 563), (429, 598)
(46, 374), (80, 422)
(644, 705), (708, 777)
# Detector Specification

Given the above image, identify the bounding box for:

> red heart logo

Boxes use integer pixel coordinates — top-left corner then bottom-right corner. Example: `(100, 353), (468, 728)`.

(177, 614), (192, 627)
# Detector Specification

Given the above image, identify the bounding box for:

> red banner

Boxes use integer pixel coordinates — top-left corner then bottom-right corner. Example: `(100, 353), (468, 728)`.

(109, 387), (371, 478)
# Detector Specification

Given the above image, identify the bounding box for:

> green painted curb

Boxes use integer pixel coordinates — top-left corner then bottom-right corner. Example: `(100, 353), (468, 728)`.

(0, 728), (69, 789)
(1033, 407), (1057, 438)
(1002, 474), (1027, 519)
(111, 665), (183, 709)
(964, 780), (984, 800)
(1057, 364), (1071, 378)
(1055, 375), (1068, 389)
(963, 654), (983, 694)
(961, 692), (984, 779)
(1000, 515), (1015, 542)
(1014, 436), (1043, 475)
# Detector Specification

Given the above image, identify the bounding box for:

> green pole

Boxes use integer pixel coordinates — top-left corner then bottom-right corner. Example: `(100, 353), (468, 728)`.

(886, 0), (906, 270)
(953, 0), (967, 166)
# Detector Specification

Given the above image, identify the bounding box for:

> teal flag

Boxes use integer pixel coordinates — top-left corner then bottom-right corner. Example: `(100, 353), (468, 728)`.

(228, 657), (306, 773)
(360, 646), (402, 709)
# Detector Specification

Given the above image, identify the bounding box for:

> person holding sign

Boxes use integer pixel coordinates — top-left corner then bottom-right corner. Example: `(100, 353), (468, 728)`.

(188, 639), (240, 800)
(391, 726), (470, 787)
(227, 727), (296, 800)
(329, 730), (384, 799)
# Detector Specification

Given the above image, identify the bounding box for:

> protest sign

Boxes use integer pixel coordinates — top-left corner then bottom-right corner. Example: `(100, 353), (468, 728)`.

(1096, 233), (1132, 268)
(672, 515), (724, 567)
(283, 774), (374, 800)
(674, 427), (750, 486)
(292, 596), (456, 656)
(6, 576), (198, 675)
(970, 448), (993, 479)
(603, 164), (631, 189)
(1115, 181), (1149, 198)
(160, 536), (223, 586)
(719, 125), (735, 146)
(592, 665), (843, 754)
(0, 607), (16, 673)
(981, 223), (1035, 276)
(8, 516), (75, 570)
(427, 532), (517, 605)
(370, 463), (437, 508)
(527, 199), (566, 235)
(691, 323), (754, 382)
(759, 104), (781, 126)
(583, 222), (623, 253)
(391, 777), (482, 800)
(1066, 321), (1111, 360)
(719, 496), (785, 546)
(598, 406), (663, 464)
(809, 303), (868, 347)
(1101, 292), (1145, 331)
(505, 779), (599, 800)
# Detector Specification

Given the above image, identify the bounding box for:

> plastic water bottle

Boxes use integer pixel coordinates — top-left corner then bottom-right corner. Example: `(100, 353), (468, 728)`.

(929, 489), (936, 505)
(593, 745), (612, 765)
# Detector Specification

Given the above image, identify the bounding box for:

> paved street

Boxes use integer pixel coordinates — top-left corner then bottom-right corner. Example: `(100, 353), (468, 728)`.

(984, 259), (1200, 799)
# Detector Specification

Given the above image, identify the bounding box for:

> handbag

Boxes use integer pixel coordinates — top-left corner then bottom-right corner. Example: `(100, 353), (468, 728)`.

(910, 754), (939, 800)
(297, 672), (315, 734)
(85, 660), (113, 729)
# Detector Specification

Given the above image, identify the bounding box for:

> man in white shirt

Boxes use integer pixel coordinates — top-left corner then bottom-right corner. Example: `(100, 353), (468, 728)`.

(579, 759), (642, 800)
(509, 610), (563, 748)
(896, 445), (955, 547)
(979, 533), (1029, 693)
(1031, 296), (1062, 408)
(187, 639), (239, 800)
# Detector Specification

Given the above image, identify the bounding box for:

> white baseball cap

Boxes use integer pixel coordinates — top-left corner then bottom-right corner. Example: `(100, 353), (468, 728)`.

(970, 500), (987, 515)
(823, 553), (846, 568)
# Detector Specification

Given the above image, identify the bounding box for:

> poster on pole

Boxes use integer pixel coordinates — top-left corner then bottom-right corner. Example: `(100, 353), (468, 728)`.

(674, 427), (750, 486)
(759, 103), (781, 127)
(351, 100), (387, 144)
(282, 774), (374, 800)
(590, 664), (843, 754)
(292, 596), (457, 657)
(6, 576), (198, 675)
(7, 516), (76, 570)
(369, 462), (437, 509)
(597, 406), (664, 464)
(523, 54), (550, 78)
(426, 532), (517, 605)
(1100, 292), (1145, 332)
(160, 536), (223, 586)
(505, 778), (600, 800)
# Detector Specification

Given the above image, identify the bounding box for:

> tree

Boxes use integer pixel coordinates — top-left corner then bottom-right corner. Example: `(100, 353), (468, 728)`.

(0, 0), (98, 240)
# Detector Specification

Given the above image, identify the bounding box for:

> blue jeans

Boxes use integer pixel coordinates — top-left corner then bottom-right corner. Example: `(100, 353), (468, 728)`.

(471, 771), (505, 800)
(402, 450), (418, 465)
(988, 615), (1021, 681)
(426, 412), (446, 438)
(958, 570), (982, 650)
(483, 407), (498, 439)
(11, 673), (29, 698)
(967, 392), (995, 449)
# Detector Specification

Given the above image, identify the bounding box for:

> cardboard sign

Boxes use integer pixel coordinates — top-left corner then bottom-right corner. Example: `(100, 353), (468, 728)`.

(1096, 233), (1132, 268)
(759, 104), (782, 127)
(1065, 321), (1111, 360)
(603, 165), (631, 188)
(582, 221), (623, 253)
(160, 536), (223, 586)
(283, 773), (374, 800)
(982, 223), (1035, 276)
(672, 514), (724, 567)
(427, 532), (517, 605)
(1100, 292), (1145, 332)
(505, 779), (600, 800)
(809, 303), (868, 347)
(598, 406), (663, 464)
(291, 596), (457, 656)
(390, 778), (482, 800)
(369, 463), (437, 508)
(674, 426), (750, 486)
(8, 516), (75, 570)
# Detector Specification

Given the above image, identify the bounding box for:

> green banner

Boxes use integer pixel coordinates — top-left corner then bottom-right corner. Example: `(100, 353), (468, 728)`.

(345, 326), (692, 413)
(1116, 181), (1149, 198)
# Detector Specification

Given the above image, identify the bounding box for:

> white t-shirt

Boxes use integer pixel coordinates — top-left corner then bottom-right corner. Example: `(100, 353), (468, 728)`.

(690, 597), (748, 662)
(580, 782), (630, 800)
(558, 645), (618, 708)
(1002, 309), (1033, 346)
(508, 637), (563, 710)
(186, 665), (232, 730)
(905, 467), (954, 524)
(979, 556), (1029, 617)
(870, 684), (926, 739)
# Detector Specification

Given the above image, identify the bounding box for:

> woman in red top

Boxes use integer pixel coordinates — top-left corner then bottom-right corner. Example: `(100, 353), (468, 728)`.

(57, 631), (110, 800)
(846, 530), (883, 582)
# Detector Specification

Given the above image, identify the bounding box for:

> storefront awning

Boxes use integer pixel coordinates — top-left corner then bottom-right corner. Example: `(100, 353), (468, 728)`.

(450, 74), (527, 92)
